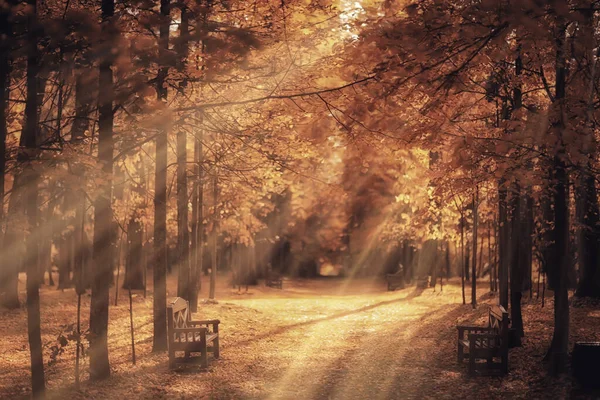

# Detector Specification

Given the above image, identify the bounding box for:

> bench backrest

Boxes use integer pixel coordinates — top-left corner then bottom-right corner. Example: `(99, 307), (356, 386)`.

(167, 297), (190, 333)
(489, 305), (509, 341)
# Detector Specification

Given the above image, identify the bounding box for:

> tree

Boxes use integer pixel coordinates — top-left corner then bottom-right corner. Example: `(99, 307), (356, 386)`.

(471, 187), (478, 308)
(176, 5), (191, 303)
(0, 0), (19, 309)
(89, 0), (116, 380)
(209, 171), (218, 300)
(22, 0), (45, 394)
(545, 17), (569, 375)
(152, 0), (170, 352)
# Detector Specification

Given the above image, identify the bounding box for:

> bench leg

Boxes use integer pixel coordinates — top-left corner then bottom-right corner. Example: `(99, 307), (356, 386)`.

(200, 336), (208, 368)
(213, 337), (220, 359)
(501, 353), (508, 375)
(468, 341), (475, 376)
(457, 340), (463, 363)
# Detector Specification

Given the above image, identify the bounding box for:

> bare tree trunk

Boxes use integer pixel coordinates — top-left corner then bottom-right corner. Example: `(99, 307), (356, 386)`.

(124, 217), (144, 289)
(460, 214), (465, 305)
(575, 2), (600, 299)
(488, 220), (493, 291)
(176, 7), (190, 302)
(472, 188), (478, 308)
(190, 132), (204, 311)
(477, 227), (484, 278)
(209, 171), (218, 300)
(22, 0), (45, 393)
(89, 0), (116, 380)
(498, 179), (509, 309)
(546, 21), (569, 375)
(0, 1), (15, 306)
(1, 1), (28, 304)
(128, 286), (136, 365)
(72, 68), (93, 291)
(509, 182), (523, 345)
(494, 219), (498, 292)
(152, 0), (170, 352)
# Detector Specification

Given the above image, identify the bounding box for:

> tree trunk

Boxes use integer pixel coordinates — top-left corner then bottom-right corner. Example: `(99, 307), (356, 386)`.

(0, 1), (20, 308)
(191, 133), (204, 311)
(464, 241), (470, 282)
(58, 194), (74, 290)
(575, 4), (600, 299)
(460, 215), (465, 305)
(22, 0), (45, 393)
(175, 128), (190, 299)
(575, 170), (600, 297)
(89, 0), (116, 380)
(477, 227), (484, 278)
(547, 155), (570, 374)
(124, 217), (144, 290)
(209, 172), (218, 300)
(509, 182), (523, 344)
(471, 188), (478, 308)
(546, 21), (569, 375)
(0, 0), (9, 282)
(152, 0), (170, 352)
(488, 220), (493, 291)
(72, 68), (93, 291)
(498, 179), (509, 309)
(176, 6), (190, 302)
(523, 193), (534, 299)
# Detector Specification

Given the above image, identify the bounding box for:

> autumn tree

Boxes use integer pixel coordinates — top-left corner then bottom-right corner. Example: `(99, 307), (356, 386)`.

(89, 0), (117, 380)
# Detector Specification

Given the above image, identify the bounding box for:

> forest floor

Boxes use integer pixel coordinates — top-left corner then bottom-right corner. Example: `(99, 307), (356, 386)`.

(0, 274), (599, 399)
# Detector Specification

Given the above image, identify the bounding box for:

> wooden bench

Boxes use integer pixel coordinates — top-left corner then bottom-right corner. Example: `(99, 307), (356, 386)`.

(457, 305), (509, 376)
(167, 297), (220, 369)
(265, 272), (283, 289)
(385, 272), (405, 291)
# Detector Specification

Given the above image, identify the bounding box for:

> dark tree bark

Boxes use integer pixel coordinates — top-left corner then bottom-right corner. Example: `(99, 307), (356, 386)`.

(509, 50), (526, 343)
(575, 170), (600, 297)
(498, 181), (509, 309)
(445, 241), (451, 279)
(72, 69), (93, 290)
(58, 195), (74, 290)
(175, 12), (190, 301)
(152, 0), (170, 352)
(0, 0), (19, 309)
(190, 132), (204, 311)
(464, 241), (470, 282)
(545, 21), (569, 375)
(460, 214), (465, 305)
(522, 193), (534, 300)
(89, 0), (116, 380)
(509, 183), (523, 344)
(22, 0), (45, 393)
(488, 220), (493, 291)
(124, 217), (144, 290)
(574, 4), (600, 298)
(209, 172), (218, 300)
(471, 189), (478, 308)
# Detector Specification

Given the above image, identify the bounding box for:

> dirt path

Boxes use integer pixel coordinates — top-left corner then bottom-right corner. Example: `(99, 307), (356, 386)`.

(0, 276), (593, 399)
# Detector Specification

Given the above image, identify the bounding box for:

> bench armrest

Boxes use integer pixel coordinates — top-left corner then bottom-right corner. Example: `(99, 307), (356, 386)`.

(457, 325), (494, 339)
(189, 319), (220, 332)
(467, 333), (500, 349)
(189, 319), (220, 325)
(172, 327), (208, 334)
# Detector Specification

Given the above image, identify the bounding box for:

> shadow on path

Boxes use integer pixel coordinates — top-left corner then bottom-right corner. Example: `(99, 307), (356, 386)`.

(235, 286), (427, 347)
